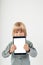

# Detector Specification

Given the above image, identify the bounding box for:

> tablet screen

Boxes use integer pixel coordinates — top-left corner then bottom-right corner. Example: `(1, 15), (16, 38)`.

(13, 36), (26, 55)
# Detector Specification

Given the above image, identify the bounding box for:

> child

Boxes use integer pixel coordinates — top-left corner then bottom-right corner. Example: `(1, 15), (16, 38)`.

(2, 22), (37, 65)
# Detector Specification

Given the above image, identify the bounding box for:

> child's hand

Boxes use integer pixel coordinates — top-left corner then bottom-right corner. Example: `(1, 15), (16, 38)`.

(24, 44), (30, 52)
(9, 44), (16, 53)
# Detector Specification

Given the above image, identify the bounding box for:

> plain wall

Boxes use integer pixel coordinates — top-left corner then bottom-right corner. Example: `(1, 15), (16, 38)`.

(0, 0), (43, 65)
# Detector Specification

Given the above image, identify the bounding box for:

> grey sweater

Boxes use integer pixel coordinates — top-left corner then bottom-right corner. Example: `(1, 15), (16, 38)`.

(2, 40), (37, 65)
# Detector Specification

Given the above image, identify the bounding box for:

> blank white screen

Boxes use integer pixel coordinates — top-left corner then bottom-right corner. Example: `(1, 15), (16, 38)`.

(14, 38), (26, 53)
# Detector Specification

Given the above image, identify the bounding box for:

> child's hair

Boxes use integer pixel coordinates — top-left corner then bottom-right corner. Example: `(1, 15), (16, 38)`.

(12, 22), (27, 36)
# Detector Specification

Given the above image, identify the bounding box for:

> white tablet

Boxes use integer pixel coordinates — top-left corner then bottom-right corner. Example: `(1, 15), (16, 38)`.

(13, 36), (26, 55)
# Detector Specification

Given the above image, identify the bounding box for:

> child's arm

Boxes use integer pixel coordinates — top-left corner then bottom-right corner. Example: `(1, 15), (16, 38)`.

(26, 40), (37, 57)
(2, 41), (13, 58)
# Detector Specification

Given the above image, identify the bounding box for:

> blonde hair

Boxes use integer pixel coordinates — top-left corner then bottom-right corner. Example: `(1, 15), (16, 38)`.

(12, 22), (27, 36)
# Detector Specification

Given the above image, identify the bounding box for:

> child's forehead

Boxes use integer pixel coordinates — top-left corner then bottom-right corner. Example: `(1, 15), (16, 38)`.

(13, 28), (24, 31)
(13, 26), (25, 30)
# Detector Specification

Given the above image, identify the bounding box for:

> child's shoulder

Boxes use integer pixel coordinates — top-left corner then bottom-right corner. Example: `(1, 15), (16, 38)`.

(26, 39), (32, 44)
(8, 41), (13, 47)
(26, 40), (33, 47)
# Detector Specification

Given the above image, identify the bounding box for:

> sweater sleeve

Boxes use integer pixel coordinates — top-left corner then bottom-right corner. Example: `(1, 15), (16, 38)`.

(2, 41), (13, 58)
(26, 40), (37, 57)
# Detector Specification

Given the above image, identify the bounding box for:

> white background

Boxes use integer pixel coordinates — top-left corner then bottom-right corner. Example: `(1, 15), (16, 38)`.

(0, 0), (43, 65)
